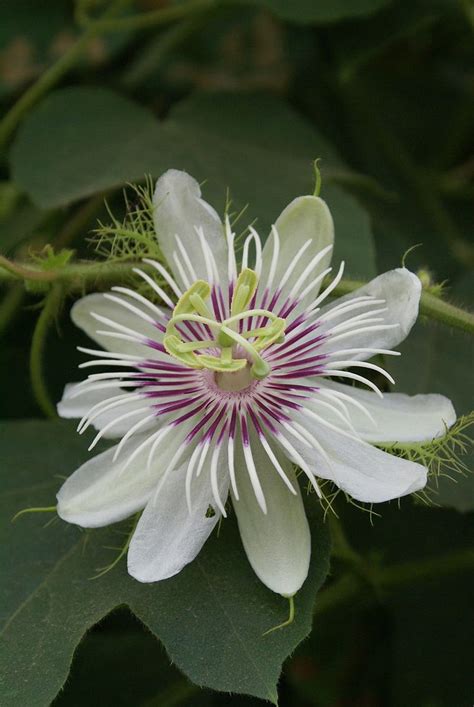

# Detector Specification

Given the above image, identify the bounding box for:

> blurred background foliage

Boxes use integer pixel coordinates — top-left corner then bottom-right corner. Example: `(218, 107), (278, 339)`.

(0, 0), (473, 705)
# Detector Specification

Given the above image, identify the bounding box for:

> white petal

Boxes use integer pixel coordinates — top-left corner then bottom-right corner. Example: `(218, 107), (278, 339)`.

(127, 455), (230, 582)
(232, 433), (310, 596)
(56, 430), (181, 527)
(290, 412), (427, 503)
(319, 268), (421, 358)
(260, 195), (334, 307)
(153, 169), (227, 288)
(57, 383), (155, 438)
(57, 382), (123, 420)
(71, 293), (166, 358)
(320, 381), (456, 443)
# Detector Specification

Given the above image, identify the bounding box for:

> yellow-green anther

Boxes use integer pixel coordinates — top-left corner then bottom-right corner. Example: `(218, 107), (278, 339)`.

(253, 317), (286, 351)
(189, 292), (214, 319)
(173, 280), (211, 317)
(163, 334), (203, 368)
(231, 268), (258, 316)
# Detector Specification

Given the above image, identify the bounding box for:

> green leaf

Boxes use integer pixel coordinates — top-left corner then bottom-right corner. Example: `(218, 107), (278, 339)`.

(9, 89), (162, 208)
(0, 194), (48, 253)
(246, 0), (391, 24)
(10, 88), (376, 277)
(0, 420), (331, 706)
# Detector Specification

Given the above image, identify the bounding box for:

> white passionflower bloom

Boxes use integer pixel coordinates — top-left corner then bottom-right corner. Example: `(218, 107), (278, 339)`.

(56, 169), (456, 597)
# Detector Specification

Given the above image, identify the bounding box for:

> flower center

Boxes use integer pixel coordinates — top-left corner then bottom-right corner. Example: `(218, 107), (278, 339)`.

(163, 268), (286, 381)
(214, 365), (253, 392)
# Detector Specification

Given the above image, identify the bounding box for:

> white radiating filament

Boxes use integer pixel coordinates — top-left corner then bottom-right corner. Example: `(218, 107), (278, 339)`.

(264, 226), (280, 294)
(210, 442), (227, 516)
(288, 244), (333, 302)
(88, 407), (149, 451)
(172, 251), (191, 290)
(277, 239), (312, 293)
(111, 286), (167, 319)
(175, 234), (198, 283)
(142, 258), (182, 299)
(225, 215), (237, 284)
(103, 293), (157, 325)
(133, 267), (175, 309)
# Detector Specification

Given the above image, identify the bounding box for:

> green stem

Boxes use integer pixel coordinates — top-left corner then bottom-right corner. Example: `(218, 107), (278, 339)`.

(29, 284), (63, 418)
(55, 192), (108, 249)
(121, 15), (206, 90)
(380, 549), (474, 587)
(142, 681), (200, 707)
(315, 548), (474, 616)
(0, 284), (24, 337)
(84, 0), (217, 33)
(328, 515), (380, 593)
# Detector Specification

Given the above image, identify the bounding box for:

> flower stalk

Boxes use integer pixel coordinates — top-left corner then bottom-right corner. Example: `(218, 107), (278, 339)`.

(30, 284), (63, 418)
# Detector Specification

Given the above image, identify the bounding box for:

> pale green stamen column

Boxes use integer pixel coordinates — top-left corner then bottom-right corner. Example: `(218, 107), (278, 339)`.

(163, 268), (286, 379)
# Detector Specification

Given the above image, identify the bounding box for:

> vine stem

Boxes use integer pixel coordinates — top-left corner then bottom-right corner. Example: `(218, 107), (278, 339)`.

(83, 0), (217, 33)
(327, 515), (380, 594)
(29, 284), (63, 418)
(0, 259), (473, 335)
(0, 284), (24, 337)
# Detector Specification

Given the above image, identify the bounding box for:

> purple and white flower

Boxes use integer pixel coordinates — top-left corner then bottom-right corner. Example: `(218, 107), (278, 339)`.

(56, 169), (456, 597)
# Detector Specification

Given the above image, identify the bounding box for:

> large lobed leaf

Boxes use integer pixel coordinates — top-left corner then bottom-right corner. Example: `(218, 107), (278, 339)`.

(0, 420), (331, 706)
(9, 87), (376, 278)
